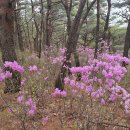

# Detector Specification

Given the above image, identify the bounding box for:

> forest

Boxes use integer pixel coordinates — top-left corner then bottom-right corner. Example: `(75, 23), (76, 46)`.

(0, 0), (130, 130)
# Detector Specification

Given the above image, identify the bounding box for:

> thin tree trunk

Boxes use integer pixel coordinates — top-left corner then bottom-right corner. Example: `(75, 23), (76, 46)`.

(123, 18), (130, 66)
(103, 0), (111, 39)
(61, 0), (72, 36)
(38, 0), (45, 58)
(101, 0), (111, 52)
(30, 0), (39, 53)
(94, 0), (100, 59)
(46, 0), (53, 47)
(25, 7), (32, 51)
(15, 0), (24, 51)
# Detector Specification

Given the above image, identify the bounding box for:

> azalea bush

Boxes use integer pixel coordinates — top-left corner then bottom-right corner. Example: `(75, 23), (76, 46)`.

(65, 53), (130, 112)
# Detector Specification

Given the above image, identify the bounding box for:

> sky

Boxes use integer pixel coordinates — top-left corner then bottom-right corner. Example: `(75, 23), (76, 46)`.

(111, 0), (129, 27)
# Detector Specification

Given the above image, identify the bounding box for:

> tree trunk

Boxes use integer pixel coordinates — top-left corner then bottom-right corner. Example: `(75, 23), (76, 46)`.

(15, 0), (24, 51)
(46, 0), (53, 47)
(61, 0), (72, 36)
(103, 0), (111, 40)
(0, 0), (21, 93)
(100, 0), (111, 52)
(123, 18), (130, 66)
(61, 0), (80, 70)
(55, 0), (87, 90)
(94, 0), (100, 59)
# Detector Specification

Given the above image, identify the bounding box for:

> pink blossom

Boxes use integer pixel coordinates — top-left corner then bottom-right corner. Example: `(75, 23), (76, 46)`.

(69, 80), (76, 87)
(51, 88), (67, 97)
(85, 85), (93, 94)
(101, 98), (106, 106)
(59, 48), (66, 54)
(124, 99), (130, 115)
(64, 77), (70, 84)
(26, 97), (37, 116)
(91, 88), (103, 99)
(61, 90), (67, 97)
(44, 77), (48, 81)
(72, 89), (77, 94)
(29, 65), (38, 72)
(25, 98), (33, 106)
(42, 116), (49, 124)
(0, 73), (5, 81)
(5, 71), (12, 78)
(17, 95), (24, 103)
(4, 61), (24, 73)
(27, 109), (35, 116)
(21, 79), (26, 86)
(51, 89), (61, 97)
(109, 93), (118, 102)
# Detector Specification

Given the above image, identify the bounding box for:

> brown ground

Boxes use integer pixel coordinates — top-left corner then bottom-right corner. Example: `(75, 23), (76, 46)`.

(0, 86), (130, 130)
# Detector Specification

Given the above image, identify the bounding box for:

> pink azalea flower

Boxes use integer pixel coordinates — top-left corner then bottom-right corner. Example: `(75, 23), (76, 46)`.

(27, 109), (35, 116)
(101, 98), (106, 106)
(72, 89), (77, 94)
(4, 61), (24, 73)
(61, 90), (67, 97)
(42, 116), (49, 124)
(5, 71), (12, 78)
(25, 98), (33, 106)
(0, 73), (6, 81)
(17, 95), (24, 103)
(29, 65), (38, 72)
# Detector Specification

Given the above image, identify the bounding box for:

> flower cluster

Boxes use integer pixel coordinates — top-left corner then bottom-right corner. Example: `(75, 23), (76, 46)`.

(29, 65), (38, 72)
(0, 71), (12, 82)
(51, 48), (66, 65)
(17, 95), (37, 116)
(51, 88), (67, 97)
(42, 116), (49, 125)
(4, 61), (24, 73)
(64, 51), (130, 116)
(26, 97), (37, 116)
(77, 46), (94, 65)
(17, 95), (24, 103)
(21, 79), (26, 86)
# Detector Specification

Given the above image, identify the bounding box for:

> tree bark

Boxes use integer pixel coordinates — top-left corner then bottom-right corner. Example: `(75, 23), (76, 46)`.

(61, 0), (80, 70)
(103, 0), (111, 39)
(61, 0), (72, 36)
(0, 0), (21, 93)
(15, 0), (24, 51)
(94, 0), (100, 59)
(100, 0), (111, 52)
(123, 18), (130, 66)
(46, 0), (53, 47)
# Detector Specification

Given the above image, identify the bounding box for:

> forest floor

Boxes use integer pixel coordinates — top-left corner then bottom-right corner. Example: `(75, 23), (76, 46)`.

(0, 52), (130, 130)
(0, 86), (130, 130)
(0, 87), (78, 130)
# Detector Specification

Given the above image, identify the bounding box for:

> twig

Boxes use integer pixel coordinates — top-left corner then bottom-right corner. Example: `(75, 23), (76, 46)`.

(0, 94), (20, 119)
(89, 120), (130, 129)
